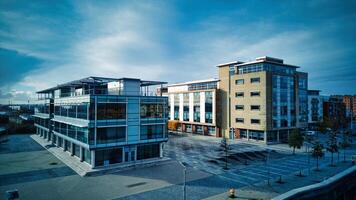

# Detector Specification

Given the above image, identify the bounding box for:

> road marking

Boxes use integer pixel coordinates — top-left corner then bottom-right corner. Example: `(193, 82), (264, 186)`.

(248, 167), (284, 176)
(228, 171), (260, 182)
(237, 169), (269, 178)
(219, 173), (250, 186)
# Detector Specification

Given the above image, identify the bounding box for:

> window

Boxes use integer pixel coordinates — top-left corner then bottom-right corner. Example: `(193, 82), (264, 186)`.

(251, 119), (260, 124)
(250, 91), (260, 97)
(137, 144), (160, 160)
(96, 127), (126, 144)
(250, 77), (260, 83)
(97, 103), (126, 120)
(140, 103), (164, 118)
(235, 118), (244, 123)
(251, 105), (260, 110)
(235, 105), (244, 110)
(140, 125), (164, 140)
(235, 79), (244, 85)
(235, 92), (244, 97)
(95, 147), (123, 166)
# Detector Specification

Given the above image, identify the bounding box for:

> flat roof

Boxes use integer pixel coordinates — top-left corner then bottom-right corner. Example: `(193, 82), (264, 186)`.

(217, 56), (300, 68)
(167, 78), (219, 87)
(37, 76), (167, 93)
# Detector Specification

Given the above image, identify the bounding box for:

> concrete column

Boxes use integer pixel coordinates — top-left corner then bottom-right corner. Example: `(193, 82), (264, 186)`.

(91, 150), (96, 168)
(56, 136), (59, 147)
(71, 143), (74, 156)
(160, 143), (163, 158)
(247, 129), (250, 141)
(63, 140), (66, 151)
(80, 147), (84, 162)
(264, 131), (267, 144)
(277, 130), (280, 143)
(47, 131), (51, 142)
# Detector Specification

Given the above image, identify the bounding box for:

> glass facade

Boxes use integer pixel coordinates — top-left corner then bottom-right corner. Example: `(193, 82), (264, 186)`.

(140, 103), (164, 118)
(193, 92), (200, 122)
(205, 92), (213, 123)
(54, 103), (89, 120)
(272, 75), (296, 128)
(174, 94), (179, 120)
(95, 147), (123, 166)
(183, 93), (189, 121)
(97, 127), (126, 144)
(137, 144), (160, 160)
(298, 75), (308, 123)
(140, 124), (164, 140)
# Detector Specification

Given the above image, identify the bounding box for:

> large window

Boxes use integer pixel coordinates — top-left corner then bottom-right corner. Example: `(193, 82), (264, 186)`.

(95, 147), (123, 166)
(140, 125), (164, 140)
(205, 92), (213, 123)
(140, 103), (164, 118)
(97, 103), (126, 120)
(96, 127), (126, 144)
(193, 92), (200, 122)
(183, 93), (189, 121)
(137, 144), (160, 160)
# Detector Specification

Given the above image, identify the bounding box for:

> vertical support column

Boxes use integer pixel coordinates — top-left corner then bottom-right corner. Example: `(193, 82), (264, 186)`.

(277, 130), (280, 143)
(63, 140), (66, 151)
(47, 131), (51, 142)
(80, 147), (84, 162)
(71, 143), (74, 156)
(160, 143), (163, 158)
(247, 129), (250, 141)
(264, 131), (267, 144)
(91, 150), (96, 169)
(56, 135), (59, 147)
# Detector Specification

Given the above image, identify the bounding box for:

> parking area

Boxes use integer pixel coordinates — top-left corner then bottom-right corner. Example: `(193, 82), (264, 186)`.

(164, 133), (356, 187)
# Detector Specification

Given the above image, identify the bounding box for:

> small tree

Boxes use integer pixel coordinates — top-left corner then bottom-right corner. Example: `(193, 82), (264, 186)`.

(317, 118), (332, 135)
(312, 141), (324, 171)
(339, 131), (351, 162)
(326, 131), (338, 166)
(220, 138), (229, 170)
(288, 129), (304, 155)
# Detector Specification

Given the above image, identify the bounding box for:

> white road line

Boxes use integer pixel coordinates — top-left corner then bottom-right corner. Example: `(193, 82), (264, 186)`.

(238, 170), (269, 178)
(229, 171), (260, 182)
(248, 167), (284, 176)
(219, 173), (250, 185)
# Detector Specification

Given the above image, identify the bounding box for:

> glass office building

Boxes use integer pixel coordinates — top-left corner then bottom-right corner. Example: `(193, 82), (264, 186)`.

(33, 77), (168, 168)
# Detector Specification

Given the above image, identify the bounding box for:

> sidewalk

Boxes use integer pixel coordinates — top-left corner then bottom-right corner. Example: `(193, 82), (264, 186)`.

(204, 161), (354, 200)
(31, 134), (171, 176)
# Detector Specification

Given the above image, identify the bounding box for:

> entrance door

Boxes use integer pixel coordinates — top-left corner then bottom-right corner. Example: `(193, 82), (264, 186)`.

(124, 147), (136, 162)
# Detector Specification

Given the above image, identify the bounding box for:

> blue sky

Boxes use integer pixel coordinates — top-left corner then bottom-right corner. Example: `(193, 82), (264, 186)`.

(0, 0), (356, 103)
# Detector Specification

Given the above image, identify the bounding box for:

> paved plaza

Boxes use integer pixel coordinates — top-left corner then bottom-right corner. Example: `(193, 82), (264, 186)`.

(0, 133), (355, 200)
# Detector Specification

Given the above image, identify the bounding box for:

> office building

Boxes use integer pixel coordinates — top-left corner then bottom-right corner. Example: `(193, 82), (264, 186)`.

(218, 56), (308, 144)
(307, 90), (324, 128)
(323, 96), (348, 129)
(33, 77), (168, 168)
(166, 79), (221, 137)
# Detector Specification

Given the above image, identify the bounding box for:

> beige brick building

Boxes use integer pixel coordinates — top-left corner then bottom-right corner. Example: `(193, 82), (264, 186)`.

(218, 56), (308, 144)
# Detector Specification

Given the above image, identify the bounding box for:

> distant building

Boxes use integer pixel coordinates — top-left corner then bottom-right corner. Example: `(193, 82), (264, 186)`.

(218, 56), (308, 144)
(323, 96), (347, 129)
(33, 77), (168, 168)
(307, 90), (323, 128)
(166, 79), (220, 137)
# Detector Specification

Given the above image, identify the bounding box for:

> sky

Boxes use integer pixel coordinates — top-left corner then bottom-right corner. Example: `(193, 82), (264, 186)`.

(0, 0), (356, 104)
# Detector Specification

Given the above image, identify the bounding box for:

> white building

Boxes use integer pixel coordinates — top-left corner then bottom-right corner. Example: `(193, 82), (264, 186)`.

(166, 78), (221, 137)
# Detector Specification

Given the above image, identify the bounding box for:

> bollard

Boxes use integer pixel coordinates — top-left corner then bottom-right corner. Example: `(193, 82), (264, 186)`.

(229, 188), (236, 198)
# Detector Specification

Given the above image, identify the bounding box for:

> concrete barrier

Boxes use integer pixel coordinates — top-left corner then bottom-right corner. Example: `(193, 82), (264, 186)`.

(272, 165), (356, 200)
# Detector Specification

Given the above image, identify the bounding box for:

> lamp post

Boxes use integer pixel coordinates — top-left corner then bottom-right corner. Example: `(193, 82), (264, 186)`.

(178, 161), (187, 200)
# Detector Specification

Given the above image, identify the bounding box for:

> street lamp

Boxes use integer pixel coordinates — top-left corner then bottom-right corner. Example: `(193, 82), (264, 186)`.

(178, 161), (187, 200)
